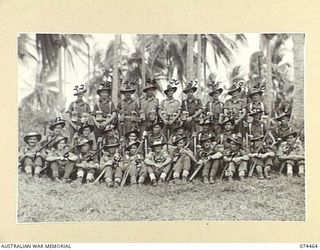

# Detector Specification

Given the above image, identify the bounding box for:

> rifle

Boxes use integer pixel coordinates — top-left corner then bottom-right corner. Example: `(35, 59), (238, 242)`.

(248, 130), (270, 177)
(120, 139), (145, 187)
(278, 126), (304, 174)
(189, 135), (222, 182)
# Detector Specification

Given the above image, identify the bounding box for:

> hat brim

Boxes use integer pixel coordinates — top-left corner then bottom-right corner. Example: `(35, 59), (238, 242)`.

(143, 86), (157, 93)
(275, 113), (291, 121)
(125, 130), (140, 138)
(209, 88), (223, 96)
(24, 134), (42, 144)
(76, 139), (93, 147)
(248, 110), (263, 116)
(78, 124), (94, 134)
(282, 132), (298, 141)
(251, 136), (264, 142)
(49, 121), (66, 131)
(226, 137), (242, 145)
(164, 87), (177, 94)
(125, 141), (140, 150)
(200, 135), (215, 143)
(97, 88), (111, 95)
(120, 89), (136, 94)
(103, 125), (115, 132)
(148, 122), (164, 131)
(52, 137), (68, 148)
(73, 90), (87, 96)
(150, 142), (166, 148)
(227, 86), (242, 94)
(220, 119), (235, 126)
(183, 86), (197, 94)
(172, 136), (187, 145)
(104, 143), (120, 149)
(248, 90), (263, 97)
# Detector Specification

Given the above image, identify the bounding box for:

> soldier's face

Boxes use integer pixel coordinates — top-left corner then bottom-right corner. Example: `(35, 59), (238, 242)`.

(153, 125), (161, 133)
(231, 89), (241, 98)
(212, 91), (219, 100)
(109, 147), (116, 154)
(83, 127), (91, 136)
(281, 116), (289, 125)
(252, 93), (261, 102)
(254, 139), (262, 148)
(186, 90), (194, 98)
(77, 93), (84, 100)
(129, 145), (138, 154)
(224, 122), (232, 130)
(253, 114), (261, 121)
(203, 140), (210, 148)
(230, 141), (239, 151)
(166, 89), (174, 97)
(128, 133), (137, 142)
(146, 89), (153, 97)
(153, 145), (162, 153)
(124, 92), (132, 98)
(96, 114), (103, 121)
(177, 140), (185, 148)
(27, 136), (38, 146)
(177, 128), (184, 134)
(57, 140), (66, 150)
(81, 143), (90, 153)
(53, 125), (63, 135)
(99, 91), (109, 99)
(287, 135), (295, 145)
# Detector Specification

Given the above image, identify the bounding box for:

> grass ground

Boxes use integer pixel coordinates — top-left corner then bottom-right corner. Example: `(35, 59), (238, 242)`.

(17, 173), (305, 223)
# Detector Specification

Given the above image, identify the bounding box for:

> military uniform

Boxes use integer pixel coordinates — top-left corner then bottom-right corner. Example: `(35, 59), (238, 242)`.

(99, 149), (123, 187)
(19, 132), (44, 178)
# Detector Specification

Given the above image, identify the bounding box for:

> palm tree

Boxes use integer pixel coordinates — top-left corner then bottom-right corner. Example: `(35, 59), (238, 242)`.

(292, 33), (305, 130)
(112, 34), (121, 104)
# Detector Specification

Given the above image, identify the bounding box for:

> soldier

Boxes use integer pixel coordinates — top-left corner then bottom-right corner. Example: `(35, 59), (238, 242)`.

(168, 121), (186, 145)
(205, 81), (224, 137)
(100, 124), (119, 146)
(181, 82), (203, 133)
(67, 84), (91, 139)
(197, 133), (224, 184)
(147, 121), (167, 149)
(45, 117), (67, 149)
(73, 122), (97, 151)
(98, 139), (123, 187)
(139, 80), (160, 132)
(220, 117), (235, 149)
(169, 135), (196, 184)
(144, 139), (172, 186)
(117, 82), (139, 137)
(123, 141), (146, 186)
(46, 136), (78, 183)
(159, 83), (181, 139)
(277, 131), (305, 178)
(273, 112), (293, 140)
(247, 80), (268, 115)
(223, 78), (247, 135)
(246, 109), (268, 139)
(93, 82), (117, 129)
(247, 135), (275, 179)
(223, 134), (249, 181)
(19, 132), (45, 179)
(74, 138), (99, 184)
(92, 110), (107, 143)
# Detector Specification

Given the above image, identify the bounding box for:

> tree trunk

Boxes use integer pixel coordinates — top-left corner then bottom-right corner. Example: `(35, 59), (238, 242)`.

(187, 34), (194, 82)
(263, 36), (274, 117)
(58, 45), (63, 111)
(141, 35), (146, 87)
(197, 34), (202, 84)
(112, 34), (120, 104)
(292, 34), (305, 130)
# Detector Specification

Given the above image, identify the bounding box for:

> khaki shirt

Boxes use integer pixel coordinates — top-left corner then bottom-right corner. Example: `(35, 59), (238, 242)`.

(224, 98), (247, 119)
(117, 98), (139, 116)
(182, 97), (202, 116)
(67, 100), (91, 117)
(93, 99), (116, 117)
(140, 96), (159, 115)
(205, 100), (223, 120)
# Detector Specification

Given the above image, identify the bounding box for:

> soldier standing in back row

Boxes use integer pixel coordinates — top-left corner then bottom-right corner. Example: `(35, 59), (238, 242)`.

(223, 78), (247, 136)
(159, 83), (181, 139)
(139, 79), (160, 133)
(117, 82), (139, 138)
(205, 81), (224, 137)
(181, 81), (203, 133)
(67, 85), (91, 140)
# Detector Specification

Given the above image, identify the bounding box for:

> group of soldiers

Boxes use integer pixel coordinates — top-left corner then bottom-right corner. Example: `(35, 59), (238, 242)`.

(18, 77), (305, 187)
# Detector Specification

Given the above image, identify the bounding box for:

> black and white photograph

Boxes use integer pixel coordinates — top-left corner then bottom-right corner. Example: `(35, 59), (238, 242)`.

(17, 33), (305, 223)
